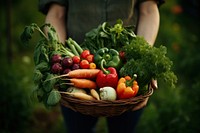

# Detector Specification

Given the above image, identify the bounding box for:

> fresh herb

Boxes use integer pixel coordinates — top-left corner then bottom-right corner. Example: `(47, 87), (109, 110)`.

(120, 36), (177, 90)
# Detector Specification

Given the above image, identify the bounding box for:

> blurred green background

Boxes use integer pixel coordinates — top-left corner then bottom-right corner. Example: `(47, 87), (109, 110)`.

(0, 0), (200, 133)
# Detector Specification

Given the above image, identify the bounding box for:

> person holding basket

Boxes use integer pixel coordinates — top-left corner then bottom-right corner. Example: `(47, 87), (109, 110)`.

(38, 0), (164, 132)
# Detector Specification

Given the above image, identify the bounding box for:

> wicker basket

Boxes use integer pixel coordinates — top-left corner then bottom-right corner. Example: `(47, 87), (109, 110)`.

(60, 86), (153, 117)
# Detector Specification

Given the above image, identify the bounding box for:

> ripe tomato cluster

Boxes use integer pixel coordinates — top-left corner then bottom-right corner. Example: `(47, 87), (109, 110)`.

(79, 50), (96, 69)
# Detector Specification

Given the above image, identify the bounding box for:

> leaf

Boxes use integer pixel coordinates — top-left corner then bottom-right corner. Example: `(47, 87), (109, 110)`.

(42, 74), (57, 93)
(33, 69), (43, 84)
(119, 59), (152, 88)
(47, 89), (61, 106)
(30, 85), (40, 101)
(120, 36), (177, 88)
(20, 26), (34, 45)
(20, 23), (47, 45)
(33, 41), (43, 65)
(35, 61), (50, 72)
(33, 40), (50, 65)
(42, 23), (59, 44)
(40, 45), (49, 62)
(81, 19), (137, 52)
(30, 85), (45, 102)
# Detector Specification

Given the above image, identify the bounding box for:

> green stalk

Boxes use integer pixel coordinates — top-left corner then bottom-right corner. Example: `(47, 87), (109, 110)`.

(60, 46), (75, 57)
(69, 38), (83, 54)
(30, 23), (49, 40)
(100, 60), (110, 75)
(66, 39), (79, 56)
(125, 74), (137, 86)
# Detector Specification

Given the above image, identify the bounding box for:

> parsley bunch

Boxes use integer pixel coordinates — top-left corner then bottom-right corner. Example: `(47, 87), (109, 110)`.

(120, 36), (177, 90)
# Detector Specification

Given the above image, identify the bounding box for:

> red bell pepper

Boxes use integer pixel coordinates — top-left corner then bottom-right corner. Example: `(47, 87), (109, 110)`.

(96, 60), (118, 88)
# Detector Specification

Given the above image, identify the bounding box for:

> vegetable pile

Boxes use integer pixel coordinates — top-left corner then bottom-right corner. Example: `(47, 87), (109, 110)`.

(21, 20), (177, 107)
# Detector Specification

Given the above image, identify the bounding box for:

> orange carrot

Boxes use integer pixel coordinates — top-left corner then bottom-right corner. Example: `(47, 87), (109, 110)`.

(66, 69), (100, 79)
(45, 69), (100, 82)
(67, 78), (97, 89)
(90, 89), (100, 100)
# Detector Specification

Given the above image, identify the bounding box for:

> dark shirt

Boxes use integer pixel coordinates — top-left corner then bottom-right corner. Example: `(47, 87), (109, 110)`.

(39, 0), (164, 43)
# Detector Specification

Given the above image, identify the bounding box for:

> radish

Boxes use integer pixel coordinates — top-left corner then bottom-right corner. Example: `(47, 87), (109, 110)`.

(51, 54), (62, 64)
(62, 57), (73, 67)
(51, 63), (63, 74)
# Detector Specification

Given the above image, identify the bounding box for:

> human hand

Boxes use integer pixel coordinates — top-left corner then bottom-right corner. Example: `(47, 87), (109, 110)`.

(151, 79), (158, 90)
(131, 79), (157, 111)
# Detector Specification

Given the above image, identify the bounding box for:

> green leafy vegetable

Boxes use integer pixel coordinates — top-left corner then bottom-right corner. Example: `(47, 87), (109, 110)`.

(20, 23), (47, 45)
(120, 36), (177, 89)
(33, 69), (43, 84)
(21, 23), (75, 59)
(21, 22), (86, 107)
(35, 61), (50, 72)
(43, 73), (58, 93)
(47, 89), (61, 106)
(81, 19), (136, 53)
(31, 84), (46, 105)
(21, 23), (75, 107)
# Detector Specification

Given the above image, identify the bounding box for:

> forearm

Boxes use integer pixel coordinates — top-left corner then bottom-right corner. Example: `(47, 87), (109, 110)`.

(136, 0), (160, 46)
(45, 3), (67, 44)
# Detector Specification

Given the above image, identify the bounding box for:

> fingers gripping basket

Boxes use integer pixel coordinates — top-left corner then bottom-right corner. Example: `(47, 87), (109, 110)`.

(60, 86), (153, 117)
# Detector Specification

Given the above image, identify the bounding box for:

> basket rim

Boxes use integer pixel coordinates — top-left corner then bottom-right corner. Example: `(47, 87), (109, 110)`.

(60, 86), (153, 106)
(59, 87), (153, 117)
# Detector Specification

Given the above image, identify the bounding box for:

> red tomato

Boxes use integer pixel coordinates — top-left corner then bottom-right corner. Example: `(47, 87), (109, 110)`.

(86, 54), (94, 63)
(80, 50), (90, 59)
(72, 56), (81, 64)
(80, 59), (90, 69)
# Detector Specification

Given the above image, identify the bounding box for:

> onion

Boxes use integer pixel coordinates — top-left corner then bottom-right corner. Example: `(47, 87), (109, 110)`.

(99, 87), (117, 101)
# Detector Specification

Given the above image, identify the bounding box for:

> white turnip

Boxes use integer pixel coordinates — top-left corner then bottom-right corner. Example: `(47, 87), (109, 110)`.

(99, 87), (117, 101)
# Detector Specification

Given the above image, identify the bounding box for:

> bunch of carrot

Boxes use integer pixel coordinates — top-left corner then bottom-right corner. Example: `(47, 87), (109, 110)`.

(56, 69), (101, 100)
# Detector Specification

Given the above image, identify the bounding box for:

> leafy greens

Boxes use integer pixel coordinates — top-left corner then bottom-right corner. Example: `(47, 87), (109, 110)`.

(20, 23), (70, 107)
(82, 20), (177, 91)
(81, 19), (136, 53)
(120, 36), (177, 90)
